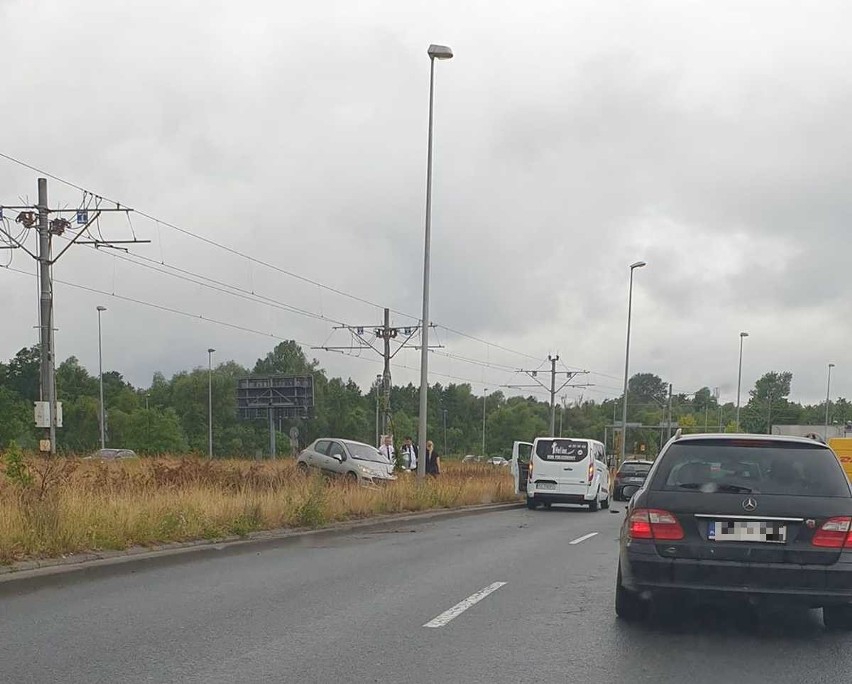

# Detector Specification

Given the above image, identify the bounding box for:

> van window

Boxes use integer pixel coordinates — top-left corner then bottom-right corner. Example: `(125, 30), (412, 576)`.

(535, 439), (590, 462)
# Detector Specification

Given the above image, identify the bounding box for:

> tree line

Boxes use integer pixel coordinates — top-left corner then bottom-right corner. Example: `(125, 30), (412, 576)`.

(0, 342), (847, 458)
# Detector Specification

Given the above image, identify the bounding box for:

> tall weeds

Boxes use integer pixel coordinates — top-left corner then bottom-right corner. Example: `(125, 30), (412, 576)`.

(0, 456), (516, 564)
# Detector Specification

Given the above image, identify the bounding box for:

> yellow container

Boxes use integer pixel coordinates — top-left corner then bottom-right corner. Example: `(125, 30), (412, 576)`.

(828, 438), (852, 482)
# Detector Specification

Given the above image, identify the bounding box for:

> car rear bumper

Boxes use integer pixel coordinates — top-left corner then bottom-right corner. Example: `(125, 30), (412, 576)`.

(621, 542), (852, 606)
(529, 492), (595, 504)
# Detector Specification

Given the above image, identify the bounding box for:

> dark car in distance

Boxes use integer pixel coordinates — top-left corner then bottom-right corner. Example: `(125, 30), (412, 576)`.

(616, 434), (852, 629)
(614, 460), (654, 500)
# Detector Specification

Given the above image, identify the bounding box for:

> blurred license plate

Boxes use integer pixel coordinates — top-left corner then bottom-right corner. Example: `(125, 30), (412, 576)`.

(536, 482), (557, 490)
(708, 520), (787, 543)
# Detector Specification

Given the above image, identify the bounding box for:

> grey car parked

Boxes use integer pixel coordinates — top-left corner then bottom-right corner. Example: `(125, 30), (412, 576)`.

(297, 438), (396, 484)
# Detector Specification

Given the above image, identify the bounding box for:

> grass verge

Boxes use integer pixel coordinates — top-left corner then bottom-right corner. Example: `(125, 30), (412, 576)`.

(0, 456), (517, 564)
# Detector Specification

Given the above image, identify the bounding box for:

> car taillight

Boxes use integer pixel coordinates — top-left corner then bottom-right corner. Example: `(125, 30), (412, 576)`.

(528, 460), (533, 480)
(812, 517), (852, 548)
(588, 462), (595, 483)
(629, 509), (684, 541)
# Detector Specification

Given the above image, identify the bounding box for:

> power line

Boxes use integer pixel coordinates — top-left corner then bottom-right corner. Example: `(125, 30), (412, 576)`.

(0, 151), (622, 381)
(0, 264), (497, 389)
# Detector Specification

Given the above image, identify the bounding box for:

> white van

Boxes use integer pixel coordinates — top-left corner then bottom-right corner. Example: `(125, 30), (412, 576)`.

(511, 438), (610, 511)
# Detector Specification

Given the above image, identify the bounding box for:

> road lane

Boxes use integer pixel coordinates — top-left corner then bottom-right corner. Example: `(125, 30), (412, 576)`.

(2, 503), (852, 683)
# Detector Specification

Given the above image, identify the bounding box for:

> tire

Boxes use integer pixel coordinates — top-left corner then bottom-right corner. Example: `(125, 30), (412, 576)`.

(589, 490), (600, 512)
(824, 604), (852, 630)
(615, 564), (648, 622)
(297, 462), (310, 476)
(346, 471), (359, 485)
(526, 497), (538, 510)
(602, 493), (610, 510)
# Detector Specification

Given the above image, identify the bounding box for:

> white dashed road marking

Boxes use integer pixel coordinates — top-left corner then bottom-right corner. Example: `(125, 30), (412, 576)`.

(569, 532), (599, 545)
(423, 582), (507, 628)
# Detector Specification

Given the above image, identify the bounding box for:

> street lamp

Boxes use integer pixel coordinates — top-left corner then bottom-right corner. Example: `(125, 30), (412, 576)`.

(482, 389), (488, 457)
(417, 43), (453, 480)
(826, 363), (836, 440)
(96, 306), (107, 450)
(442, 408), (448, 456)
(735, 332), (749, 431)
(374, 374), (382, 446)
(207, 348), (215, 458)
(619, 261), (646, 466)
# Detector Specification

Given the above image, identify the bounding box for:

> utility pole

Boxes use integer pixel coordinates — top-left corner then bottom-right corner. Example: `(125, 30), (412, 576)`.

(666, 383), (673, 441)
(767, 390), (773, 435)
(442, 408), (448, 456)
(509, 356), (590, 438)
(315, 308), (435, 439)
(1, 178), (142, 454)
(559, 395), (566, 437)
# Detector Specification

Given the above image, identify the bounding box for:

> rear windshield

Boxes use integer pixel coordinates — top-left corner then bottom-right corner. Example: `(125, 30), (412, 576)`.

(535, 439), (590, 462)
(651, 440), (850, 497)
(619, 463), (651, 476)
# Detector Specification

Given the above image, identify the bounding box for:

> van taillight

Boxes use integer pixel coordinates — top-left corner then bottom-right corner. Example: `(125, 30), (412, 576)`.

(812, 517), (852, 548)
(588, 461), (595, 483)
(629, 509), (684, 541)
(528, 459), (533, 480)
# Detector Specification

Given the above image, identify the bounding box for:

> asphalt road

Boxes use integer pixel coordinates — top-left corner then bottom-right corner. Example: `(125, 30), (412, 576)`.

(3, 504), (852, 683)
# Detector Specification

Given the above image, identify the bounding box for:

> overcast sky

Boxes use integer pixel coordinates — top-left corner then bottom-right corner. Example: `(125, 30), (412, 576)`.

(1, 0), (850, 406)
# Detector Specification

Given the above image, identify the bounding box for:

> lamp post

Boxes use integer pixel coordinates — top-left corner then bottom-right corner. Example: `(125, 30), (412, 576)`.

(826, 363), (836, 440)
(619, 261), (646, 466)
(96, 306), (107, 450)
(207, 348), (215, 458)
(374, 374), (382, 446)
(417, 43), (453, 480)
(482, 388), (488, 457)
(735, 332), (749, 431)
(442, 408), (448, 456)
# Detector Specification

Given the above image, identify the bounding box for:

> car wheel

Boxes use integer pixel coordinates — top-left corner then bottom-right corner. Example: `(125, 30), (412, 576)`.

(824, 604), (852, 630)
(346, 471), (359, 485)
(615, 564), (648, 622)
(602, 493), (610, 510)
(526, 497), (538, 510)
(297, 462), (310, 475)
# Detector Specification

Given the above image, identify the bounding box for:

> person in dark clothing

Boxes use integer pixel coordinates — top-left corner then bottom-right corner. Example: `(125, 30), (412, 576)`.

(425, 440), (441, 476)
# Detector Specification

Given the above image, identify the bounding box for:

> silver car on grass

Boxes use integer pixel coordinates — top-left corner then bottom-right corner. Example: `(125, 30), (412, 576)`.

(297, 439), (396, 484)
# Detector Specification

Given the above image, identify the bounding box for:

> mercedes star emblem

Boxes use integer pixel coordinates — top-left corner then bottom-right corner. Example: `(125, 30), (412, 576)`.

(742, 497), (758, 512)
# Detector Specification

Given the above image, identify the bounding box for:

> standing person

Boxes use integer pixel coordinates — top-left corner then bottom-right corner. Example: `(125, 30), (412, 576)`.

(425, 440), (441, 476)
(401, 436), (418, 471)
(379, 435), (395, 464)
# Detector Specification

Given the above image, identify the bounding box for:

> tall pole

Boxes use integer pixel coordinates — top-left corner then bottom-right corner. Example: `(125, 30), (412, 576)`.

(97, 306), (107, 449)
(826, 363), (836, 440)
(269, 405), (276, 458)
(145, 393), (150, 450)
(37, 178), (57, 454)
(382, 308), (391, 436)
(482, 388), (487, 456)
(736, 331), (749, 431)
(207, 348), (215, 457)
(767, 389), (773, 435)
(666, 383), (673, 441)
(442, 408), (448, 456)
(620, 261), (646, 466)
(418, 45), (453, 480)
(374, 375), (381, 446)
(548, 354), (559, 437)
(559, 396), (564, 437)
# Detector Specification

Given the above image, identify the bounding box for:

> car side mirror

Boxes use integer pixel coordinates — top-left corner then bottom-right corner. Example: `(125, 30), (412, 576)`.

(333, 453), (345, 462)
(622, 485), (640, 500)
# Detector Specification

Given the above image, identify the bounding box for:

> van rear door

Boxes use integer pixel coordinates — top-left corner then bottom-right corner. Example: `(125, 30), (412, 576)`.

(511, 441), (534, 496)
(534, 439), (594, 492)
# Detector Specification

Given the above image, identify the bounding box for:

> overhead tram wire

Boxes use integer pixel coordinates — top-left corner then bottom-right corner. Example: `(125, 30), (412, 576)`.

(0, 150), (620, 381)
(0, 265), (497, 390)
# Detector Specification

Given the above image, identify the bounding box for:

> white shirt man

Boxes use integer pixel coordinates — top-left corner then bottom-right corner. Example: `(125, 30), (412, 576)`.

(379, 438), (395, 464)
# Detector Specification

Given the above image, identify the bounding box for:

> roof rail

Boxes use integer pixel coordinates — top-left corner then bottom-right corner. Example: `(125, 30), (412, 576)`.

(803, 432), (826, 444)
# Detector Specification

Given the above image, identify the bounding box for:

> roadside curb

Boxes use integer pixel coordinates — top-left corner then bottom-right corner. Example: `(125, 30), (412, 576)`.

(0, 501), (523, 593)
